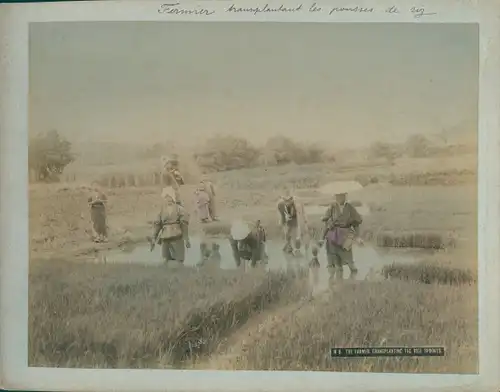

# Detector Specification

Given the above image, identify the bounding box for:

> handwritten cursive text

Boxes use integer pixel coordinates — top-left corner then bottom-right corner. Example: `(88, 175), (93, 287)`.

(329, 6), (374, 15)
(156, 2), (437, 19)
(226, 3), (303, 15)
(158, 3), (215, 15)
(410, 6), (437, 18)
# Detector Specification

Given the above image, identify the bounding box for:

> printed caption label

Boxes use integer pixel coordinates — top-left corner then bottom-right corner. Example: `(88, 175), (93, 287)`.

(330, 347), (445, 357)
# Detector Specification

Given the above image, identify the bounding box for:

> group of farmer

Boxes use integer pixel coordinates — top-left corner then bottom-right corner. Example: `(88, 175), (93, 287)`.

(87, 155), (365, 282)
(275, 186), (364, 281)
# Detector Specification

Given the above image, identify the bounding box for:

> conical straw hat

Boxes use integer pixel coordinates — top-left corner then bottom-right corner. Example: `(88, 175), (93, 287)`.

(318, 180), (363, 196)
(230, 220), (251, 241)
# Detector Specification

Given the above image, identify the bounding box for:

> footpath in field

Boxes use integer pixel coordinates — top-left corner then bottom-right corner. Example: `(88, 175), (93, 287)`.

(193, 279), (335, 370)
(194, 277), (478, 373)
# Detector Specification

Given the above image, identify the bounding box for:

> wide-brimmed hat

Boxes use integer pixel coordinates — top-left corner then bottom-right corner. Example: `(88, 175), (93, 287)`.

(318, 181), (363, 196)
(230, 220), (251, 241)
(161, 186), (177, 202)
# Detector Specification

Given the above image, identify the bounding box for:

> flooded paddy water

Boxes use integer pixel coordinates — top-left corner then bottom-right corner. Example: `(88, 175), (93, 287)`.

(90, 200), (429, 286)
(93, 235), (423, 282)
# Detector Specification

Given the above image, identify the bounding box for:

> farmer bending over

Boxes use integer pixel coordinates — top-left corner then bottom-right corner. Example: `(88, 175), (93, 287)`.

(229, 220), (267, 268)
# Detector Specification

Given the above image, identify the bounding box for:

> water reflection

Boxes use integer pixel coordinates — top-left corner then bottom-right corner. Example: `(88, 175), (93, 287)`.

(94, 236), (419, 282)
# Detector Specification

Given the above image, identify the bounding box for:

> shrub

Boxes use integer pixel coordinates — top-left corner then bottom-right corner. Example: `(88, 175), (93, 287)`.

(405, 134), (431, 158)
(195, 135), (259, 172)
(264, 136), (326, 165)
(29, 130), (75, 182)
(368, 141), (400, 165)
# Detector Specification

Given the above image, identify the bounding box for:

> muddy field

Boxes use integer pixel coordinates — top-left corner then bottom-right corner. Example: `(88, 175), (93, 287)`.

(29, 158), (478, 373)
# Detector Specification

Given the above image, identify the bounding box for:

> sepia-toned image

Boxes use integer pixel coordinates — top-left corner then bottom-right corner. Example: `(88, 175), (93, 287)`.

(28, 21), (479, 373)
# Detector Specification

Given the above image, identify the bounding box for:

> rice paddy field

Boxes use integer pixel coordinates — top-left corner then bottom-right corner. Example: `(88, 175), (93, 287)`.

(29, 154), (479, 373)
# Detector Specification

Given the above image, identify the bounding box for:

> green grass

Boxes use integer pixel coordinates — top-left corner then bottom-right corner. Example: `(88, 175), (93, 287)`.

(29, 159), (478, 373)
(29, 260), (306, 368)
(209, 281), (478, 374)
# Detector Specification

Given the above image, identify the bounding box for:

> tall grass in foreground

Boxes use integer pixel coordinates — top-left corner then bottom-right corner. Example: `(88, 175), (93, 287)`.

(382, 261), (477, 285)
(29, 259), (478, 373)
(210, 281), (478, 374)
(29, 260), (306, 368)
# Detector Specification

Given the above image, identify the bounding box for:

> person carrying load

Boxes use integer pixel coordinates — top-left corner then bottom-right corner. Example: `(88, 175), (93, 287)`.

(161, 155), (185, 205)
(150, 186), (191, 264)
(319, 181), (364, 283)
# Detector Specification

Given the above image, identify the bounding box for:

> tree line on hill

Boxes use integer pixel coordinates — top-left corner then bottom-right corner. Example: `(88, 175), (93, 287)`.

(29, 129), (470, 183)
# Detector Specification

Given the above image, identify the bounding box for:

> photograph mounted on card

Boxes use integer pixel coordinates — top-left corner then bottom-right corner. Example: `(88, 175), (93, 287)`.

(0, 0), (499, 391)
(26, 16), (481, 372)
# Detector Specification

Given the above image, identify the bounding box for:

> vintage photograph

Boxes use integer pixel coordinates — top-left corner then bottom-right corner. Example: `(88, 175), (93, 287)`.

(28, 21), (479, 373)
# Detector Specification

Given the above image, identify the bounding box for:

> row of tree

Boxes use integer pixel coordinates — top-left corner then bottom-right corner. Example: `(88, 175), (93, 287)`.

(193, 135), (332, 172)
(369, 134), (433, 165)
(29, 130), (437, 182)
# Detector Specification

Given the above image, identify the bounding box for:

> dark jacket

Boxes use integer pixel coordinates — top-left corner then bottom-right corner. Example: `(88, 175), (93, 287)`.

(322, 202), (363, 238)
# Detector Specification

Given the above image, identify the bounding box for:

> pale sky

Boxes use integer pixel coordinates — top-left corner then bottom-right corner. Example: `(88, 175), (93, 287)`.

(29, 22), (479, 148)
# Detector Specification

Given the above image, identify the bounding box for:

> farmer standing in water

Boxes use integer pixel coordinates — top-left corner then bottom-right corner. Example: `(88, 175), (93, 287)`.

(151, 186), (191, 265)
(277, 189), (307, 255)
(321, 182), (364, 283)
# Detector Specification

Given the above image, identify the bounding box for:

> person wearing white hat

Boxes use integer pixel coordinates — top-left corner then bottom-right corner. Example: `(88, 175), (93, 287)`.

(150, 186), (191, 264)
(229, 219), (267, 268)
(321, 185), (363, 283)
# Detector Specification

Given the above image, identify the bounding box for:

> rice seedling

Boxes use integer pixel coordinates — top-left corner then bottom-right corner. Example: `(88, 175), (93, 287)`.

(29, 260), (307, 368)
(382, 261), (477, 285)
(207, 281), (478, 374)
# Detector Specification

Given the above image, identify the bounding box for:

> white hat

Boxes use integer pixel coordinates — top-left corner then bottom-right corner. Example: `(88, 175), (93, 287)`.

(318, 181), (363, 196)
(161, 186), (177, 202)
(230, 220), (251, 241)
